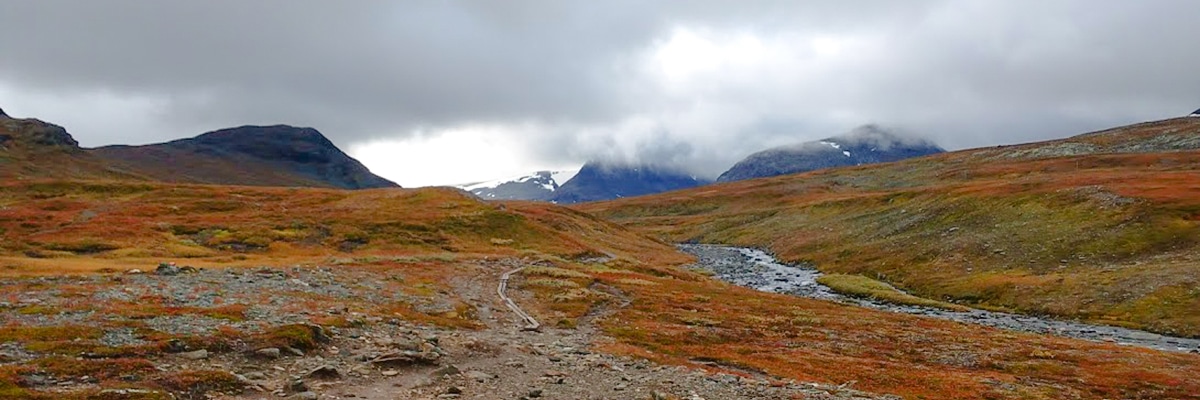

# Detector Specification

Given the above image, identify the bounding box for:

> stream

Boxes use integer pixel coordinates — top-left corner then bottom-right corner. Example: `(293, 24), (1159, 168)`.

(679, 244), (1200, 353)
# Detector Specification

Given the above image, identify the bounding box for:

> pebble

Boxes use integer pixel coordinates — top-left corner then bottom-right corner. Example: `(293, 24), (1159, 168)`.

(430, 364), (461, 378)
(465, 371), (494, 382)
(179, 349), (208, 360)
(256, 347), (282, 359)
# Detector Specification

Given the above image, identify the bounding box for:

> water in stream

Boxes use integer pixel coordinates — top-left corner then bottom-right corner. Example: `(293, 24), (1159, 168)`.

(679, 244), (1200, 353)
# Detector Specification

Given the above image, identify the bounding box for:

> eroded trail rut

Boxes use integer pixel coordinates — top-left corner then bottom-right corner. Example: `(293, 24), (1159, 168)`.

(679, 244), (1200, 353)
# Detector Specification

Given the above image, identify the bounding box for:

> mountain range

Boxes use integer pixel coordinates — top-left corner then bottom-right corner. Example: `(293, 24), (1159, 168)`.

(459, 162), (708, 204)
(461, 125), (943, 203)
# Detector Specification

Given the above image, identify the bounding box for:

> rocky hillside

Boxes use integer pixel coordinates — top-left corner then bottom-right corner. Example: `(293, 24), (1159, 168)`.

(581, 116), (1200, 338)
(551, 161), (709, 204)
(0, 109), (142, 181)
(717, 124), (945, 182)
(92, 125), (398, 189)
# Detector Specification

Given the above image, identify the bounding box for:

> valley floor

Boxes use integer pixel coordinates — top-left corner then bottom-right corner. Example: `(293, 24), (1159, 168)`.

(0, 260), (888, 400)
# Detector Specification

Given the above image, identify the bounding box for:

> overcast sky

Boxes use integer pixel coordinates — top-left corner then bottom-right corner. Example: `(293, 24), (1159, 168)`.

(2, 1), (1198, 186)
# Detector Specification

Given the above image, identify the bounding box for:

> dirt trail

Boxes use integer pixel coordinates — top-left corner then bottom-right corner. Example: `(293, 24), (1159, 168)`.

(321, 264), (894, 400)
(498, 267), (540, 331)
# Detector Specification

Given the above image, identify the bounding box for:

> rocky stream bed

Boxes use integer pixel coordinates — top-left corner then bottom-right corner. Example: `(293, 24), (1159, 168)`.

(679, 244), (1200, 353)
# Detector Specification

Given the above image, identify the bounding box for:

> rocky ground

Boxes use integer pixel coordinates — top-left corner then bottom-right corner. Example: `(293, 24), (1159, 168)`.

(0, 259), (894, 399)
(679, 244), (1200, 354)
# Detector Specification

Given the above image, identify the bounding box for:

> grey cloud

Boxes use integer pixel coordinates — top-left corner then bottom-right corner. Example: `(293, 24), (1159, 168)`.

(1, 1), (1198, 183)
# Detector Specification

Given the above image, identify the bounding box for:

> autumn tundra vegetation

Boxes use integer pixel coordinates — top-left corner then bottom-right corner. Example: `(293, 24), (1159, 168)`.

(1, 112), (1199, 399)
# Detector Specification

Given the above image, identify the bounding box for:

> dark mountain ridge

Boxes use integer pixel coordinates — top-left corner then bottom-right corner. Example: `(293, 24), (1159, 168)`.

(717, 124), (945, 182)
(551, 161), (709, 204)
(93, 125), (398, 189)
(0, 107), (395, 189)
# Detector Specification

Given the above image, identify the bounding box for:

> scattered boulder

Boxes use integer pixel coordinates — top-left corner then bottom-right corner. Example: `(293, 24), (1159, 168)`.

(155, 263), (180, 276)
(179, 349), (209, 360)
(165, 339), (187, 353)
(307, 324), (332, 344)
(370, 350), (440, 367)
(430, 364), (461, 378)
(255, 347), (282, 359)
(287, 379), (308, 393)
(464, 371), (494, 382)
(306, 365), (342, 380)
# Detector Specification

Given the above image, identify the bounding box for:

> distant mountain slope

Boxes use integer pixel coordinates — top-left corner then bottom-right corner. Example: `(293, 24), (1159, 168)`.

(717, 125), (945, 182)
(0, 108), (143, 181)
(459, 169), (579, 201)
(1, 108), (395, 189)
(93, 125), (398, 189)
(551, 161), (709, 204)
(580, 116), (1200, 338)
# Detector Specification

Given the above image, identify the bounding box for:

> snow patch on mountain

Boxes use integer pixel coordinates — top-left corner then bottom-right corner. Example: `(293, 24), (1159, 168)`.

(457, 167), (582, 201)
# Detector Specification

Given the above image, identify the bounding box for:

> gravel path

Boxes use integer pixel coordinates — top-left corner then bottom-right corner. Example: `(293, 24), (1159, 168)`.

(679, 244), (1200, 354)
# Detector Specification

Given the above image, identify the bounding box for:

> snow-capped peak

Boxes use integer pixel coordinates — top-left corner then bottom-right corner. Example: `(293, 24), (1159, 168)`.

(456, 167), (583, 201)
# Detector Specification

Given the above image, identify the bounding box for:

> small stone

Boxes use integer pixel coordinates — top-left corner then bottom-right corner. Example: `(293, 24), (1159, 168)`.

(126, 269), (144, 275)
(446, 386), (463, 395)
(306, 365), (341, 380)
(288, 379), (308, 393)
(464, 371), (493, 382)
(245, 372), (267, 380)
(296, 391), (318, 400)
(527, 389), (543, 398)
(381, 370), (400, 377)
(430, 364), (461, 378)
(155, 263), (180, 276)
(614, 383), (627, 391)
(179, 349), (208, 360)
(543, 370), (566, 378)
(504, 360), (525, 368)
(256, 348), (282, 359)
(285, 347), (305, 357)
